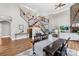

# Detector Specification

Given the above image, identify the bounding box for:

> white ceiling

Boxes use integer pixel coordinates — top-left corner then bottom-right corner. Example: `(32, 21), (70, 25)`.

(21, 3), (74, 16)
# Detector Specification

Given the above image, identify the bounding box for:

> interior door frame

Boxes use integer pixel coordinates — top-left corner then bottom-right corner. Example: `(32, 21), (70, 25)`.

(0, 21), (11, 36)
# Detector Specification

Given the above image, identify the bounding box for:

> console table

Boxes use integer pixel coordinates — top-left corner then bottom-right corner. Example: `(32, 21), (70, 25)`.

(15, 32), (28, 39)
(43, 39), (65, 56)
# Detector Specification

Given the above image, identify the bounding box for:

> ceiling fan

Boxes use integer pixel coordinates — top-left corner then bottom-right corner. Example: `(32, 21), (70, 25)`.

(55, 3), (66, 9)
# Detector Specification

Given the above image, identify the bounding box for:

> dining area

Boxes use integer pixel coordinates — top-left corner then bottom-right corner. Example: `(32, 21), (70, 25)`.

(15, 31), (79, 56)
(16, 33), (71, 56)
(0, 33), (79, 56)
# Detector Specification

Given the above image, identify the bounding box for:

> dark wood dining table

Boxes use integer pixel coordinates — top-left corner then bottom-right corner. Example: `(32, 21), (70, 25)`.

(43, 39), (66, 56)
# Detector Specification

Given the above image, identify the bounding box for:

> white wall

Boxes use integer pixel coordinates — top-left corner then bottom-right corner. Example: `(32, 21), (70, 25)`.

(0, 4), (28, 39)
(0, 23), (1, 36)
(0, 4), (71, 40)
(49, 8), (70, 27)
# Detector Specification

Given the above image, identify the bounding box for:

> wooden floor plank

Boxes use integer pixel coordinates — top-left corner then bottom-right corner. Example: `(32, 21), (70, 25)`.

(0, 38), (32, 56)
(68, 40), (79, 51)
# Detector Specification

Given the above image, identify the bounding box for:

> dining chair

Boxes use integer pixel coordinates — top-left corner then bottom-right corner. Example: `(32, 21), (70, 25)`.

(54, 37), (71, 56)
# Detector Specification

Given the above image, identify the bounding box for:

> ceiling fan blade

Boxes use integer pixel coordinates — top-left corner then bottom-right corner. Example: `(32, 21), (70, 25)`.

(55, 3), (66, 9)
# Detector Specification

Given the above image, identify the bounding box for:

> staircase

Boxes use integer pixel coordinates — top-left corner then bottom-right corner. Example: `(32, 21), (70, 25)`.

(20, 6), (49, 34)
(39, 22), (49, 34)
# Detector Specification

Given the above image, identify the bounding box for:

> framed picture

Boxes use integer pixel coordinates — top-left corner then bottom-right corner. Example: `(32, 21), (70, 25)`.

(19, 24), (24, 32)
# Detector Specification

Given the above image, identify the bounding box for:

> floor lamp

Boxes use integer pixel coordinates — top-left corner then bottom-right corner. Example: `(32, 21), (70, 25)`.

(32, 36), (37, 55)
(32, 40), (36, 55)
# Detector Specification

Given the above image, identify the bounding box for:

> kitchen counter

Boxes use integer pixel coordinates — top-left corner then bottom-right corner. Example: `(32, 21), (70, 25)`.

(59, 33), (79, 41)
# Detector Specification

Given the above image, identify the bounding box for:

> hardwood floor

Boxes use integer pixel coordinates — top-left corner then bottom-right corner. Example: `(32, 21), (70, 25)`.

(0, 38), (32, 56)
(68, 40), (79, 51)
(0, 37), (79, 56)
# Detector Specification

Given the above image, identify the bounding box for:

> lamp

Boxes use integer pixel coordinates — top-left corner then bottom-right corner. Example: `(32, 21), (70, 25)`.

(31, 27), (39, 55)
(32, 36), (36, 55)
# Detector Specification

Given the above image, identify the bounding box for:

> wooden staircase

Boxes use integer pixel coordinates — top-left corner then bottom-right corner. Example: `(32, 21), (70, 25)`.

(20, 7), (49, 34)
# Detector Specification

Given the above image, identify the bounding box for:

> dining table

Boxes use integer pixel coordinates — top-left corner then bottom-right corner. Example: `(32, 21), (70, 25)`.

(43, 39), (66, 56)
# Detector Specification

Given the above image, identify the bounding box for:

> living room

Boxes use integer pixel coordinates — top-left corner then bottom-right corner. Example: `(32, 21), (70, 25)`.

(0, 3), (79, 56)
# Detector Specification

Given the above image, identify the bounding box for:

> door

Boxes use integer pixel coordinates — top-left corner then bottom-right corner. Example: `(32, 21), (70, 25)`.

(27, 28), (32, 39)
(1, 21), (11, 36)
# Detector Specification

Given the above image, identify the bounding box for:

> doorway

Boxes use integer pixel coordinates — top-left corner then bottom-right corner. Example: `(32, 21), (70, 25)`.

(1, 21), (11, 36)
